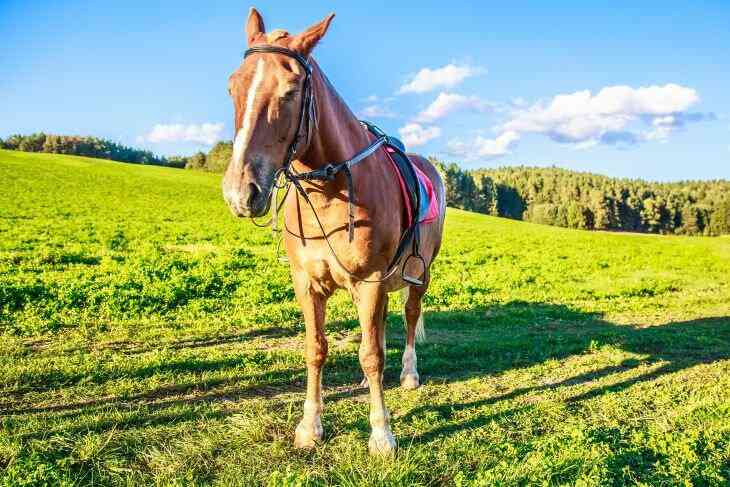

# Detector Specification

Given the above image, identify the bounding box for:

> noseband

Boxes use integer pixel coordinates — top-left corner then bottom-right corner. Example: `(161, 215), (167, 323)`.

(242, 45), (422, 284)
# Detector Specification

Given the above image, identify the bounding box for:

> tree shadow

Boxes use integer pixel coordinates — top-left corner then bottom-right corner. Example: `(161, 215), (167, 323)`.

(3, 301), (728, 447)
(382, 302), (729, 444)
(95, 325), (299, 354)
(7, 325), (301, 396)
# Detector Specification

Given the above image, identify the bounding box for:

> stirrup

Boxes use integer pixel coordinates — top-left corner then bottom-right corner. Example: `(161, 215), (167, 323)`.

(402, 274), (423, 286)
(401, 254), (426, 286)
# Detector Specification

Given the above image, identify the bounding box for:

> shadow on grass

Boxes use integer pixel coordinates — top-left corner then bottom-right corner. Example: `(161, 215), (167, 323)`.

(3, 301), (729, 445)
(96, 325), (300, 354)
(389, 303), (729, 444)
(412, 303), (729, 383)
(7, 325), (303, 396)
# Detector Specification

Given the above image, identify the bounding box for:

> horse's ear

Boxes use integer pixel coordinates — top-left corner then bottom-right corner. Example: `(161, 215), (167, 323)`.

(292, 13), (335, 55)
(246, 7), (266, 46)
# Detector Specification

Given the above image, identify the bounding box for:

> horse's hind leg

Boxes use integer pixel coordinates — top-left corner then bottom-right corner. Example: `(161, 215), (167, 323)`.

(292, 272), (329, 449)
(354, 284), (396, 455)
(400, 285), (425, 389)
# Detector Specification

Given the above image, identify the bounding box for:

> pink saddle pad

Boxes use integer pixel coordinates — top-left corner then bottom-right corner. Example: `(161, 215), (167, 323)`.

(384, 147), (440, 226)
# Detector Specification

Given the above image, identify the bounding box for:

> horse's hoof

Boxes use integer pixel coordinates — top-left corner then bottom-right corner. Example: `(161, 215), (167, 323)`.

(294, 420), (323, 449)
(368, 428), (396, 456)
(400, 372), (420, 390)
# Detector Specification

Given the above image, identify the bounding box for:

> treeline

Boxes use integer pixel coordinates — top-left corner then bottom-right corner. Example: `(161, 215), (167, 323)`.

(0, 132), (231, 170)
(178, 146), (730, 236)
(435, 161), (730, 236)
(4, 133), (727, 235)
(0, 133), (182, 168)
(176, 141), (233, 172)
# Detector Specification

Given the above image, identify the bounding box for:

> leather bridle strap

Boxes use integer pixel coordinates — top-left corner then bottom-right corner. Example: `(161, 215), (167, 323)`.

(287, 132), (387, 241)
(243, 45), (388, 243)
(241, 45), (409, 284)
(244, 46), (313, 171)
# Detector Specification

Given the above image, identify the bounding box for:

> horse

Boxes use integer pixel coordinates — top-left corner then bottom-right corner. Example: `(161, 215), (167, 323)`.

(222, 8), (445, 455)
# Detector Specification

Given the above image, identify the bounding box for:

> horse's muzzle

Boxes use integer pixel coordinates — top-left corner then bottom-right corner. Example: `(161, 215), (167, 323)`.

(222, 180), (270, 218)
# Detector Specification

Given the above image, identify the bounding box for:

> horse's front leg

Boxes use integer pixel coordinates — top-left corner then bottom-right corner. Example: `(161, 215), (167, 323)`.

(354, 284), (396, 455)
(292, 271), (329, 448)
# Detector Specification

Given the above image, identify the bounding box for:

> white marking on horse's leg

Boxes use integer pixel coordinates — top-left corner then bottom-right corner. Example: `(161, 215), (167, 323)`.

(400, 343), (419, 390)
(292, 274), (327, 449)
(231, 58), (265, 170)
(356, 289), (396, 455)
(368, 407), (396, 456)
(366, 364), (395, 455)
(400, 286), (422, 389)
(294, 398), (323, 448)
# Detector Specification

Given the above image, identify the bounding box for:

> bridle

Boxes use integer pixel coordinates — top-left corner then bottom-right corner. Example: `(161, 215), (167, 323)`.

(241, 45), (423, 284)
(244, 45), (387, 241)
(244, 46), (317, 175)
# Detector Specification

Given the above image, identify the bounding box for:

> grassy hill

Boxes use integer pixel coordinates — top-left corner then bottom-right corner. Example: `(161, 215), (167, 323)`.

(1, 149), (729, 485)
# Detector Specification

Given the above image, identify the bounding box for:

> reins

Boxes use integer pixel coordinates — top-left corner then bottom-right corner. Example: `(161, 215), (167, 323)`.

(243, 45), (424, 285)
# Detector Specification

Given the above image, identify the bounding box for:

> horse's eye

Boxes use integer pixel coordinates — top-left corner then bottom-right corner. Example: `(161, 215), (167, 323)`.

(282, 90), (298, 102)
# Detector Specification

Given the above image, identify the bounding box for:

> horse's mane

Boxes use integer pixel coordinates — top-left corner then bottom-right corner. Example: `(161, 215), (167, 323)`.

(266, 30), (289, 43)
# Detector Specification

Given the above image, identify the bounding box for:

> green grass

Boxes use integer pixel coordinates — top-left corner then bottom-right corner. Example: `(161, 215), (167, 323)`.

(1, 148), (729, 486)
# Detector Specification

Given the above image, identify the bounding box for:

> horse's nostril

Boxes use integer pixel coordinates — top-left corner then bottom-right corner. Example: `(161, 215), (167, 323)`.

(247, 183), (260, 206)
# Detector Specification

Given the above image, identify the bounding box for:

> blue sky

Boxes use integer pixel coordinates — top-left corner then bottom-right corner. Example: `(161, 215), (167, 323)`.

(1, 0), (728, 181)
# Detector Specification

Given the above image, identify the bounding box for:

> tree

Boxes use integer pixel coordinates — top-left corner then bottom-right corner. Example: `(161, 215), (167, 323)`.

(708, 198), (730, 235)
(3, 133), (171, 167)
(205, 142), (233, 172)
(566, 201), (590, 229)
(526, 203), (560, 226)
(444, 163), (478, 210)
(476, 176), (498, 215)
(680, 205), (711, 235)
(495, 184), (525, 219)
(18, 133), (46, 152)
(184, 152), (207, 170)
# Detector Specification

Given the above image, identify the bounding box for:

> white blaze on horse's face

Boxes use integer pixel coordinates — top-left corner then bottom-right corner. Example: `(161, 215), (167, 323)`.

(222, 50), (305, 218)
(232, 58), (265, 173)
(221, 9), (335, 219)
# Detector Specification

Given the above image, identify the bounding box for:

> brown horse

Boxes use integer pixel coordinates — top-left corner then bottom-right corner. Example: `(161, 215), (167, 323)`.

(222, 8), (445, 455)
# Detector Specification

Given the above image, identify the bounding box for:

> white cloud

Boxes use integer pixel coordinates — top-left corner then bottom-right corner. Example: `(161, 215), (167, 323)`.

(140, 123), (224, 145)
(510, 97), (528, 108)
(415, 92), (492, 122)
(397, 64), (485, 94)
(501, 83), (709, 147)
(359, 104), (397, 119)
(398, 123), (441, 147)
(448, 131), (520, 159)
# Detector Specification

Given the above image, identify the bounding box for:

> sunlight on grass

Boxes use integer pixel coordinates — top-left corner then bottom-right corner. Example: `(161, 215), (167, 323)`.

(1, 150), (729, 485)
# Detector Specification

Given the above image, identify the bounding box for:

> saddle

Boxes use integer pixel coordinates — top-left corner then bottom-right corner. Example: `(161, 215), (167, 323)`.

(361, 121), (437, 285)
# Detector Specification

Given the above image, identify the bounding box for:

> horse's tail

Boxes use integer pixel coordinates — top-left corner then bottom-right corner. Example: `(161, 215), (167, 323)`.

(400, 287), (426, 343)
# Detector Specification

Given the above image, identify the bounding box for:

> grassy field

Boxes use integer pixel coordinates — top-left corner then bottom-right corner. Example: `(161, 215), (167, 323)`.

(1, 148), (729, 486)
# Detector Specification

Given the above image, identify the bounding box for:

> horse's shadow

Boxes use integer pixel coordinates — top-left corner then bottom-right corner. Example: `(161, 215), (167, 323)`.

(376, 302), (729, 444)
(4, 301), (729, 446)
(395, 302), (729, 383)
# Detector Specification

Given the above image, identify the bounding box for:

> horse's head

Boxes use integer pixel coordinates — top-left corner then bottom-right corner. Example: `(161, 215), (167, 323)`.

(222, 8), (335, 218)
